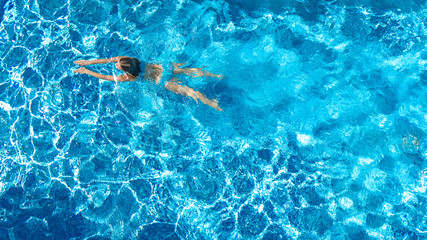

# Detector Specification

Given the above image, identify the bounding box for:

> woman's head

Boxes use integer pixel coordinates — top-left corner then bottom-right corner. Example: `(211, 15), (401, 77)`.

(116, 57), (141, 77)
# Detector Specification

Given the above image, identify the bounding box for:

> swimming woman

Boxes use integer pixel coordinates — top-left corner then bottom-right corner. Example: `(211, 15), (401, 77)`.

(73, 56), (223, 111)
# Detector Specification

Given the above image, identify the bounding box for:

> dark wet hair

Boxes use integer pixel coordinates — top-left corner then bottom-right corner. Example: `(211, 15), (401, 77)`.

(120, 57), (141, 77)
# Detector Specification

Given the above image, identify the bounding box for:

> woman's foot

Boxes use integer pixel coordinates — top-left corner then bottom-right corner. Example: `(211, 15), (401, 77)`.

(209, 99), (224, 112)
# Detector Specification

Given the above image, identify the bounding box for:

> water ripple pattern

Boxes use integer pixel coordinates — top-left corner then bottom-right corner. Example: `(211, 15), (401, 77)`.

(0, 0), (427, 239)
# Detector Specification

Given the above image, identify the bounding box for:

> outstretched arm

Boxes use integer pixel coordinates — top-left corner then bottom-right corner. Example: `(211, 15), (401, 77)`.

(74, 67), (136, 82)
(74, 56), (127, 66)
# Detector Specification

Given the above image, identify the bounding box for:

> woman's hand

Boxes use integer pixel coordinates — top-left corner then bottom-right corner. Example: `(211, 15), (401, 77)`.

(74, 67), (88, 74)
(74, 60), (89, 66)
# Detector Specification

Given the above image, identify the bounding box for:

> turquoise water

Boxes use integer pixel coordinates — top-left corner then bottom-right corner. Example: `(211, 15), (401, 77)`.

(1, 0), (427, 239)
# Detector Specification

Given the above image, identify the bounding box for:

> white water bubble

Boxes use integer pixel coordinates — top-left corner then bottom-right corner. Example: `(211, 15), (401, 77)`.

(402, 192), (418, 205)
(415, 169), (427, 193)
(359, 157), (374, 165)
(258, 204), (264, 213)
(0, 101), (12, 111)
(382, 203), (393, 216)
(83, 35), (96, 49)
(339, 197), (354, 209)
(296, 133), (312, 146)
(364, 168), (387, 192)
(333, 41), (350, 51)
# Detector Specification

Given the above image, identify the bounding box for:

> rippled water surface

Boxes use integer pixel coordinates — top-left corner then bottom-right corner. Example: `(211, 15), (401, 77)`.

(1, 0), (427, 239)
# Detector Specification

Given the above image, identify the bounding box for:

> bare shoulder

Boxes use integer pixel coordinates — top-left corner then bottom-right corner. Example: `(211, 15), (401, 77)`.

(116, 73), (137, 82)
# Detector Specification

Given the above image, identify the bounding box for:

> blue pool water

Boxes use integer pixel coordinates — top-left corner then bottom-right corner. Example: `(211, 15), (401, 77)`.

(1, 0), (427, 239)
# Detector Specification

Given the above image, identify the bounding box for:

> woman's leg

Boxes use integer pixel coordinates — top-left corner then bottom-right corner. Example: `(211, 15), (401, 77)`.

(173, 63), (223, 79)
(165, 78), (223, 111)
